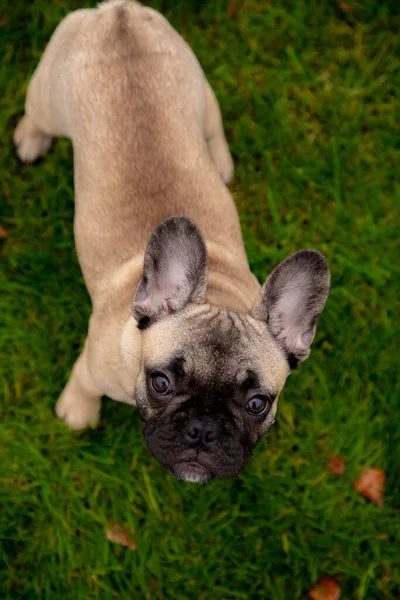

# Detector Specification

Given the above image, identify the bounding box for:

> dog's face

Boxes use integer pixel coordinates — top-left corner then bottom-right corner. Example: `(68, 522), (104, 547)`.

(135, 305), (288, 482)
(133, 217), (330, 482)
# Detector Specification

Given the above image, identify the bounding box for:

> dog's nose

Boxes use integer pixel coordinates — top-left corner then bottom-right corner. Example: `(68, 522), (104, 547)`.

(185, 419), (220, 445)
(202, 422), (219, 443)
(185, 419), (202, 442)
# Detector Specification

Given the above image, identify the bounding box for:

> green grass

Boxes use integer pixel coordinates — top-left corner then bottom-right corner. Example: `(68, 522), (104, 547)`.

(1, 0), (399, 598)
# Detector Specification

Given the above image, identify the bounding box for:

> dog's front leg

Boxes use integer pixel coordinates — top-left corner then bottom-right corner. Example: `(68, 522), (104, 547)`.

(55, 339), (102, 430)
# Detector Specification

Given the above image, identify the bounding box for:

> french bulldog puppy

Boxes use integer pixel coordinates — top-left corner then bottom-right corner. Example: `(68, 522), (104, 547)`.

(14, 0), (330, 482)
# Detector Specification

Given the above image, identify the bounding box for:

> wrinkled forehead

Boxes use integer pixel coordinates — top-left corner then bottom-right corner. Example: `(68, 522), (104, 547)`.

(141, 305), (289, 390)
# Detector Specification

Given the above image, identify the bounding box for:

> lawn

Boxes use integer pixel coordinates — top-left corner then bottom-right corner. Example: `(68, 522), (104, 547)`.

(0, 0), (399, 598)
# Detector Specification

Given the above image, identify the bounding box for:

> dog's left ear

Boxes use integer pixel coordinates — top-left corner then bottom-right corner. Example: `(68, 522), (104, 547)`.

(251, 250), (330, 365)
(133, 216), (208, 328)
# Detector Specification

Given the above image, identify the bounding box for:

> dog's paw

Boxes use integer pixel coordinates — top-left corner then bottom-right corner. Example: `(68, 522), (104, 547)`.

(55, 389), (101, 430)
(14, 116), (52, 164)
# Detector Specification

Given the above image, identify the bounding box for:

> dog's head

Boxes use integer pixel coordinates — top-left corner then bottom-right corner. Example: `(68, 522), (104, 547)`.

(132, 217), (330, 482)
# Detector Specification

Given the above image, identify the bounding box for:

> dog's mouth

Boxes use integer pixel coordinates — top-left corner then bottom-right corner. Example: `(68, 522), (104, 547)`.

(172, 449), (222, 483)
(142, 421), (252, 482)
(173, 460), (212, 483)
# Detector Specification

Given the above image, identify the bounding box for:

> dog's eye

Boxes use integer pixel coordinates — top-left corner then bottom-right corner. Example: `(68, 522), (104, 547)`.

(150, 373), (171, 395)
(245, 396), (270, 416)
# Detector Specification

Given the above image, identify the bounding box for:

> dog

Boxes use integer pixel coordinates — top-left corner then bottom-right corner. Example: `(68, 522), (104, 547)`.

(14, 0), (330, 483)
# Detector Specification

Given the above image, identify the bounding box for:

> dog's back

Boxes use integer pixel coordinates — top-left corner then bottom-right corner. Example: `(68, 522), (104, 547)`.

(18, 0), (248, 295)
(27, 1), (206, 152)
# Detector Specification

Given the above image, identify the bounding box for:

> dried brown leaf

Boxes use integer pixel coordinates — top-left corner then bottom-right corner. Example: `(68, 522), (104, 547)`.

(328, 455), (346, 477)
(0, 224), (9, 238)
(309, 576), (341, 600)
(106, 522), (137, 550)
(227, 1), (238, 19)
(338, 2), (353, 12)
(353, 468), (385, 507)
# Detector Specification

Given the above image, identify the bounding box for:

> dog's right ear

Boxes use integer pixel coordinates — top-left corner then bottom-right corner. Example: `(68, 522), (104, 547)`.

(251, 249), (330, 366)
(133, 216), (208, 329)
